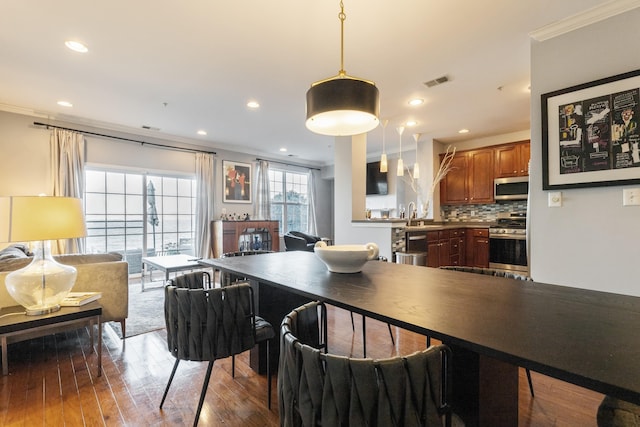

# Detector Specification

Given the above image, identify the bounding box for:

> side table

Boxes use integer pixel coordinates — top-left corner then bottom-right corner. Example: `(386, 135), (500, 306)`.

(0, 302), (102, 376)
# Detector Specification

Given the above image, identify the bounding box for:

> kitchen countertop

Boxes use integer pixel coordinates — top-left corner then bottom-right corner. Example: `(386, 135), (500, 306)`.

(352, 219), (495, 231)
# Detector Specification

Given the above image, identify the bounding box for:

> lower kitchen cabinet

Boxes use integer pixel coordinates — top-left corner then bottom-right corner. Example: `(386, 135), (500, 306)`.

(466, 228), (489, 268)
(427, 230), (449, 268)
(449, 229), (466, 267)
(426, 229), (467, 268)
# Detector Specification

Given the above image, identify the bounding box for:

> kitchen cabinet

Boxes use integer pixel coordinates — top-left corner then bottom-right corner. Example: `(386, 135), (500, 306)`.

(425, 229), (466, 268)
(440, 148), (494, 205)
(449, 228), (466, 267)
(467, 149), (494, 203)
(495, 140), (530, 178)
(466, 228), (489, 268)
(426, 230), (450, 268)
(439, 154), (468, 205)
(211, 220), (279, 258)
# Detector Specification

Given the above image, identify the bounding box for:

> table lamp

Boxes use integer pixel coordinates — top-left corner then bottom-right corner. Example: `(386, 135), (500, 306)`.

(0, 196), (87, 315)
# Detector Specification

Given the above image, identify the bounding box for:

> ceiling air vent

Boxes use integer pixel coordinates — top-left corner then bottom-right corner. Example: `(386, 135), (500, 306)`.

(423, 75), (449, 88)
(141, 125), (160, 131)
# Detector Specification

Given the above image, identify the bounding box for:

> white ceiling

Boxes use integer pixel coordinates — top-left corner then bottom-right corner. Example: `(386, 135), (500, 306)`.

(0, 0), (622, 166)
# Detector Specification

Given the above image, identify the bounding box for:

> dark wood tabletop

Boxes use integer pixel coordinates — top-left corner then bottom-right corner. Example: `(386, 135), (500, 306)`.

(200, 251), (640, 406)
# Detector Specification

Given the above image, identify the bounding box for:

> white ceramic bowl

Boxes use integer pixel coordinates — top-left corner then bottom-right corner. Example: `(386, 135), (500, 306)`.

(314, 241), (379, 273)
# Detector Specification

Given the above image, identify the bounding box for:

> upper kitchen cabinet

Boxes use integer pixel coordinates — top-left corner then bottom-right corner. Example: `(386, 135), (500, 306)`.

(439, 153), (468, 204)
(440, 147), (494, 205)
(494, 140), (530, 178)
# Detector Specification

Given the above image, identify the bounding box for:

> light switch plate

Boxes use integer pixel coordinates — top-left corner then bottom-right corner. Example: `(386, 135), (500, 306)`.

(623, 188), (640, 206)
(548, 192), (562, 207)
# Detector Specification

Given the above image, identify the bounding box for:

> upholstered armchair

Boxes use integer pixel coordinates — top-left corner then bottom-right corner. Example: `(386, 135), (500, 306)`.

(283, 231), (321, 252)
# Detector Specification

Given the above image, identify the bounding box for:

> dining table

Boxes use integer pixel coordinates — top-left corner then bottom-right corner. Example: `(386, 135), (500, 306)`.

(199, 251), (640, 427)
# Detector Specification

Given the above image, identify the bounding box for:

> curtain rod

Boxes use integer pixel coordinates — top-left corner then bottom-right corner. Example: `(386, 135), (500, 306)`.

(256, 157), (321, 171)
(33, 122), (216, 155)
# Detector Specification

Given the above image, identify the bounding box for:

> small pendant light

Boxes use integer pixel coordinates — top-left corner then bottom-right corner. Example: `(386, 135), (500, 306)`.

(396, 126), (404, 176)
(413, 133), (420, 179)
(380, 120), (388, 172)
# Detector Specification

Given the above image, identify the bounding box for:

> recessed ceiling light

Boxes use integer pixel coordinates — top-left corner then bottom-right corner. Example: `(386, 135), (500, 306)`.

(406, 120), (417, 127)
(458, 128), (469, 134)
(64, 40), (88, 53)
(408, 98), (424, 106)
(279, 147), (287, 152)
(57, 101), (73, 107)
(247, 100), (260, 109)
(197, 130), (207, 136)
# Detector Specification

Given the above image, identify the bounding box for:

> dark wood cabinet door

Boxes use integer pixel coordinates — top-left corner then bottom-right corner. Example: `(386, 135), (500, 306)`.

(426, 240), (440, 268)
(438, 239), (451, 266)
(495, 144), (520, 178)
(466, 229), (489, 268)
(440, 154), (468, 205)
(495, 141), (530, 178)
(474, 236), (490, 268)
(467, 149), (494, 204)
(519, 142), (530, 175)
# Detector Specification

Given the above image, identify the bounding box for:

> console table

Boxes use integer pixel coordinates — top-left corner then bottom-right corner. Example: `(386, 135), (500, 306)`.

(210, 220), (279, 258)
(0, 302), (102, 376)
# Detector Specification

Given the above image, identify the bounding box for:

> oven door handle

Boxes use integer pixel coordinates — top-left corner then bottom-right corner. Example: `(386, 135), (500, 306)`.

(489, 234), (526, 240)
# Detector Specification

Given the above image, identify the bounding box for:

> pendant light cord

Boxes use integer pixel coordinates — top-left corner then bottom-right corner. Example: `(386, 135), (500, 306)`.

(339, 1), (346, 76)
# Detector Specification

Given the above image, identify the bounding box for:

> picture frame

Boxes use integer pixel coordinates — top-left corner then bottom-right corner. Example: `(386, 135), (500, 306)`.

(542, 69), (640, 190)
(223, 160), (252, 203)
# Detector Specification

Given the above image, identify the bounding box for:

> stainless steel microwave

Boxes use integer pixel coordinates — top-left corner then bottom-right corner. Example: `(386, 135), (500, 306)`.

(494, 176), (529, 201)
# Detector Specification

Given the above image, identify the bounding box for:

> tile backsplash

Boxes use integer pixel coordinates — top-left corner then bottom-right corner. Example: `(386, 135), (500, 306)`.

(441, 200), (527, 222)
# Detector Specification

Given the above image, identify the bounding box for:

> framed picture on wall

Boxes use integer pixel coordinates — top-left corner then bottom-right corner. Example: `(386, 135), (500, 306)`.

(541, 68), (640, 190)
(223, 160), (252, 203)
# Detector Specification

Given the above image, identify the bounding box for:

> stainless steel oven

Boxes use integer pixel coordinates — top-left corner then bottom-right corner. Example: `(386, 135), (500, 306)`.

(489, 213), (528, 273)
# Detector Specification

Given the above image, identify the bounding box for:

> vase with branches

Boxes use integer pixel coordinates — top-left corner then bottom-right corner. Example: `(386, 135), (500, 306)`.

(404, 145), (457, 218)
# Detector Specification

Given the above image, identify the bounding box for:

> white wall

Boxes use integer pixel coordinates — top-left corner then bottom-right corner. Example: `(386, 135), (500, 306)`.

(0, 110), (334, 245)
(529, 8), (640, 296)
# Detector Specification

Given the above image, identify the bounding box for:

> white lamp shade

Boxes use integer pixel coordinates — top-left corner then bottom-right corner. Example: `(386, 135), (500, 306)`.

(4, 196), (86, 242)
(397, 158), (404, 176)
(1, 196), (86, 315)
(380, 153), (388, 173)
(413, 163), (420, 179)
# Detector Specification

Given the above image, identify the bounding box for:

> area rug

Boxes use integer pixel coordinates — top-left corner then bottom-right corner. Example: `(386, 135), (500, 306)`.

(108, 283), (166, 338)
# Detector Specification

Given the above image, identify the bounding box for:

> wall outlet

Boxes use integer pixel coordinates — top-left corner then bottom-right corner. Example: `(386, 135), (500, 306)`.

(548, 192), (562, 207)
(623, 188), (640, 206)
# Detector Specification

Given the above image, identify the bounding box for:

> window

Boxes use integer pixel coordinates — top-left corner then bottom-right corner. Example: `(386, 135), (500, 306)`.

(269, 169), (309, 234)
(84, 169), (196, 273)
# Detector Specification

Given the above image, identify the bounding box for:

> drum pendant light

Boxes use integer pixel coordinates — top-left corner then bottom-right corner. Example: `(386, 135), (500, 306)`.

(305, 1), (380, 136)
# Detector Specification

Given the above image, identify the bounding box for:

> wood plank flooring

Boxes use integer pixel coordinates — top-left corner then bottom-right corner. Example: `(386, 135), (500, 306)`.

(0, 304), (604, 426)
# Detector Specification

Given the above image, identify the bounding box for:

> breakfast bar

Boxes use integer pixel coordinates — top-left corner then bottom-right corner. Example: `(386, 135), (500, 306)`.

(200, 251), (640, 427)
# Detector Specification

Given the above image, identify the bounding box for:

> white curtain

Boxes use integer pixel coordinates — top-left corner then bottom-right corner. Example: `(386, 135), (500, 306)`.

(254, 160), (271, 220)
(50, 128), (85, 254)
(194, 152), (215, 258)
(308, 169), (319, 235)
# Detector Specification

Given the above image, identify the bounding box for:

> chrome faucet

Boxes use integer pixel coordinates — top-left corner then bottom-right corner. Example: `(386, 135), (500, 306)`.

(408, 201), (417, 220)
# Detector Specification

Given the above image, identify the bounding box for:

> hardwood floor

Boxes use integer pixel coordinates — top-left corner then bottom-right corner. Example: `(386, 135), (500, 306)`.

(0, 305), (604, 426)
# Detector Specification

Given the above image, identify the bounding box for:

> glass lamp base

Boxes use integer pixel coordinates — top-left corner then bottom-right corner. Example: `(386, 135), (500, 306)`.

(5, 241), (77, 316)
(26, 304), (61, 316)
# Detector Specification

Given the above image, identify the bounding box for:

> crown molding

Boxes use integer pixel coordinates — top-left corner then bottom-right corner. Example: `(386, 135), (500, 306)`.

(530, 0), (640, 41)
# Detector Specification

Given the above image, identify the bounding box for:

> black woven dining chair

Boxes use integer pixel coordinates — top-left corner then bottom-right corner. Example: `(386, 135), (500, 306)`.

(160, 280), (275, 427)
(278, 300), (454, 427)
